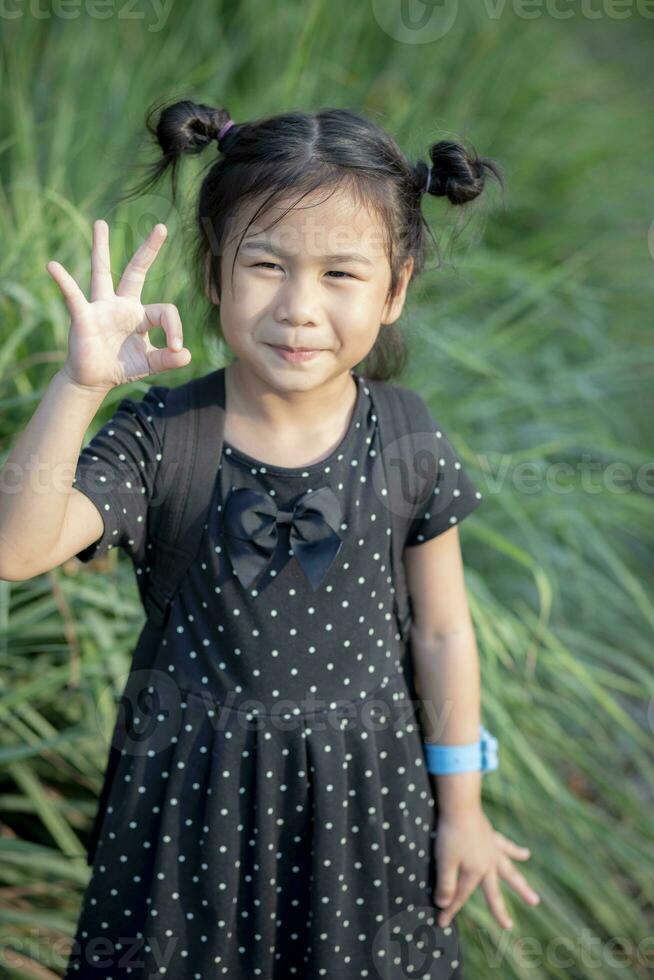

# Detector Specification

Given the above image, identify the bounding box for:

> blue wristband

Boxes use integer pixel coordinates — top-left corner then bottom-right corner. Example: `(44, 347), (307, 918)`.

(423, 724), (499, 775)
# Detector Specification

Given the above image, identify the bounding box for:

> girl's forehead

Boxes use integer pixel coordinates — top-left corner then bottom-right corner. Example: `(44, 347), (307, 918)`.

(227, 189), (387, 262)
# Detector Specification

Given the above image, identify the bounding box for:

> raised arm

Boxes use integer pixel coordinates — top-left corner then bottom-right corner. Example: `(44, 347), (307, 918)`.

(0, 219), (190, 580)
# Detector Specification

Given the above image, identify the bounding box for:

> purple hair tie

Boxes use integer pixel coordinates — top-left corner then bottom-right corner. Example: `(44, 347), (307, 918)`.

(217, 119), (235, 143)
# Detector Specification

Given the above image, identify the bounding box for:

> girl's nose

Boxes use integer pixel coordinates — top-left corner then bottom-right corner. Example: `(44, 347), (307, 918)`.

(274, 274), (320, 327)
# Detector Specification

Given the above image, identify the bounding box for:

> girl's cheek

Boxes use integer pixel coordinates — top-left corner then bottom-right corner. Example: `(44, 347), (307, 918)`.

(226, 282), (271, 319)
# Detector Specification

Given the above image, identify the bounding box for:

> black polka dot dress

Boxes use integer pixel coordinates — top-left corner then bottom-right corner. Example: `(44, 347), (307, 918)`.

(64, 370), (483, 979)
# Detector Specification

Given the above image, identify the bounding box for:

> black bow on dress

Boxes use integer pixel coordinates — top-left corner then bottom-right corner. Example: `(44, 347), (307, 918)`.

(222, 485), (343, 590)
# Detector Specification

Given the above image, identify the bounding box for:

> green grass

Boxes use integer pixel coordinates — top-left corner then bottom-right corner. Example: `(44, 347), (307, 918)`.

(1, 2), (653, 977)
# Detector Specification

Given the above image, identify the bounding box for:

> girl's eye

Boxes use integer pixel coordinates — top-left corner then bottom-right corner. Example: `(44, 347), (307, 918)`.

(251, 262), (355, 280)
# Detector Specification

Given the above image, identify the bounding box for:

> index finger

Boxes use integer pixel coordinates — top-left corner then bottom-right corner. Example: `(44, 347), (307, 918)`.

(436, 870), (480, 928)
(115, 223), (168, 301)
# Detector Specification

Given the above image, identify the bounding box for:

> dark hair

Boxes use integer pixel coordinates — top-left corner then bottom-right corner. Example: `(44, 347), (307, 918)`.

(118, 99), (505, 381)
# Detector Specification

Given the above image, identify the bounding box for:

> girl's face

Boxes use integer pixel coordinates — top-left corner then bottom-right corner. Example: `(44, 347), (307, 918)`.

(208, 186), (413, 392)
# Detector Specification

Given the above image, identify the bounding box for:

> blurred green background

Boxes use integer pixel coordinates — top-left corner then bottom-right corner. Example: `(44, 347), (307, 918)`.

(1, 1), (653, 977)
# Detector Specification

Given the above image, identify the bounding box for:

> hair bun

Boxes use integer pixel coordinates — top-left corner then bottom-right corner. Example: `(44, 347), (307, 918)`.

(149, 99), (232, 157)
(418, 139), (504, 205)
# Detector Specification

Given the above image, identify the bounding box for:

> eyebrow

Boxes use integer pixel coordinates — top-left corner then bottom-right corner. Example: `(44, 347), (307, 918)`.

(241, 240), (375, 267)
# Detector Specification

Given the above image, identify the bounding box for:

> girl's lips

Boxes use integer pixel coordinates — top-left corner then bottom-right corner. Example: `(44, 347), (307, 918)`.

(268, 344), (324, 363)
(269, 344), (320, 351)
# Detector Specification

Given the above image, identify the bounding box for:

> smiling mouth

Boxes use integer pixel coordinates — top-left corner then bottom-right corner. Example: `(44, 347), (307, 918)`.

(268, 344), (323, 352)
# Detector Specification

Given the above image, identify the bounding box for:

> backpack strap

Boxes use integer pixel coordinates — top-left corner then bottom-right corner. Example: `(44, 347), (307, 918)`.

(87, 370), (228, 867)
(366, 377), (436, 645)
(143, 366), (227, 629)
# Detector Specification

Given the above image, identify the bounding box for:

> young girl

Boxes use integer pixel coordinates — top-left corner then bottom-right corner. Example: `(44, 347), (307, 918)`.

(2, 103), (540, 978)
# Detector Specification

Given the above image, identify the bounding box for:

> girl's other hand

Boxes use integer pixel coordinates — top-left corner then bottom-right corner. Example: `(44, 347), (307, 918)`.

(433, 806), (541, 930)
(47, 219), (191, 394)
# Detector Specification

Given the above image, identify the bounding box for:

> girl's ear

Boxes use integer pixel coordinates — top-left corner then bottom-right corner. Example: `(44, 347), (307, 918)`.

(381, 255), (414, 326)
(204, 252), (220, 305)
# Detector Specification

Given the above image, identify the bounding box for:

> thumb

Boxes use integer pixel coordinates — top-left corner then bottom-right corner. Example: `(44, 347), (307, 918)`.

(434, 863), (459, 908)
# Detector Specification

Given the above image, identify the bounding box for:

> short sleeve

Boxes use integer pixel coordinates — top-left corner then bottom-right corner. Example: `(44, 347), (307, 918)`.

(71, 384), (170, 565)
(404, 414), (483, 548)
